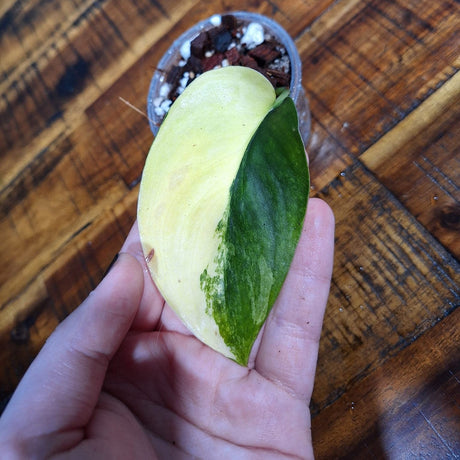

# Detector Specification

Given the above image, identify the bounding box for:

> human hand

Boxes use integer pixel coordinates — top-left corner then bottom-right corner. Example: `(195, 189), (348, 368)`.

(0, 198), (334, 459)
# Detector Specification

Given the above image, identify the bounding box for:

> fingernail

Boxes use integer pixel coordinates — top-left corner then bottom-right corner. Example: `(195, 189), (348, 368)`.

(104, 253), (119, 277)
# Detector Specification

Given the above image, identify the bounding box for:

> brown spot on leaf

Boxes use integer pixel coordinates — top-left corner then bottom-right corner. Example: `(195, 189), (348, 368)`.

(146, 248), (155, 263)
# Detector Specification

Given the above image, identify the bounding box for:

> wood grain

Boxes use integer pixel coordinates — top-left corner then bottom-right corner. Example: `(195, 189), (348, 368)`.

(311, 161), (459, 414)
(362, 73), (460, 258)
(0, 0), (197, 185)
(0, 190), (137, 401)
(0, 0), (459, 456)
(302, 0), (459, 189)
(312, 307), (460, 459)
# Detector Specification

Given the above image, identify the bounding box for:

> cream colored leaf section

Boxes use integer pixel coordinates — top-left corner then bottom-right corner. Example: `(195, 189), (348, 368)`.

(138, 67), (275, 359)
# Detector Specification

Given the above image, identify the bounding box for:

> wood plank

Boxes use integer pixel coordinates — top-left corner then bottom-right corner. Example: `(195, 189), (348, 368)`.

(299, 0), (459, 181)
(252, 0), (337, 36)
(307, 108), (355, 192)
(360, 72), (460, 171)
(0, 0), (198, 187)
(311, 160), (459, 414)
(312, 307), (460, 459)
(361, 73), (460, 258)
(0, 121), (130, 308)
(0, 189), (137, 398)
(0, 0), (92, 82)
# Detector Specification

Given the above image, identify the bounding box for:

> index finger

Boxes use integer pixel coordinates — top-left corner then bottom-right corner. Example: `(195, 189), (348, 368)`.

(120, 220), (166, 331)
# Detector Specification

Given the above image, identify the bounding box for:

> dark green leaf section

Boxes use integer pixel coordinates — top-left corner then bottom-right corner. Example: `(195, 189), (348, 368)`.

(200, 97), (309, 365)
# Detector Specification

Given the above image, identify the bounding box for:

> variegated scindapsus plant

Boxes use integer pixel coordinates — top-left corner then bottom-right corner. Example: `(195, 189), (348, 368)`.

(138, 66), (309, 366)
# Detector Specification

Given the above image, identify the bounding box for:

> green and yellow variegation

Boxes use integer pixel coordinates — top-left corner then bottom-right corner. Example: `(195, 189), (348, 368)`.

(138, 66), (309, 365)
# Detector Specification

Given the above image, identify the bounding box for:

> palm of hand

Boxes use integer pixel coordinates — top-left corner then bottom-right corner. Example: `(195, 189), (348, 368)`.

(79, 206), (328, 459)
(93, 320), (312, 459)
(0, 199), (333, 459)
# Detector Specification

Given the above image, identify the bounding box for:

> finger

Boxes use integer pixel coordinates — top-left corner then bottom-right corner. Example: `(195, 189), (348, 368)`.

(255, 198), (335, 401)
(120, 220), (166, 330)
(0, 253), (143, 447)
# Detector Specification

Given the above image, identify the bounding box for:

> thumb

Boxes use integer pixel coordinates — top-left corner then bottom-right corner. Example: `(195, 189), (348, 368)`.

(0, 253), (143, 445)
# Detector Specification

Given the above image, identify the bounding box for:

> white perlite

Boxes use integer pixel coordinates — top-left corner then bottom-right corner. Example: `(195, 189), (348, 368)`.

(180, 40), (191, 60)
(209, 14), (222, 26)
(159, 83), (171, 98)
(241, 23), (265, 49)
(151, 19), (289, 122)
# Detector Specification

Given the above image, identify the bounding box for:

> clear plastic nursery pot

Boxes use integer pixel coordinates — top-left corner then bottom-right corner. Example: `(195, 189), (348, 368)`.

(147, 11), (311, 145)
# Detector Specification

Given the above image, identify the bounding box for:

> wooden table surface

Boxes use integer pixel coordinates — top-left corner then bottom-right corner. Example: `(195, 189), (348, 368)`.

(1, 0), (459, 457)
